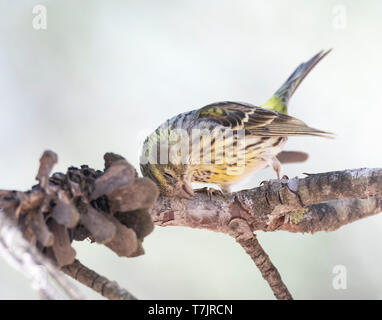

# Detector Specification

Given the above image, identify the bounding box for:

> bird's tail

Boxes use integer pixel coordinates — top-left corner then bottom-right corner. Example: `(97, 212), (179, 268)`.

(261, 49), (332, 114)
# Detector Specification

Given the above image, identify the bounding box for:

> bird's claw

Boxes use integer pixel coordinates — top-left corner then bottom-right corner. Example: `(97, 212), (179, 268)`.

(260, 175), (290, 187)
(280, 175), (290, 187)
(194, 187), (224, 200)
(260, 180), (268, 186)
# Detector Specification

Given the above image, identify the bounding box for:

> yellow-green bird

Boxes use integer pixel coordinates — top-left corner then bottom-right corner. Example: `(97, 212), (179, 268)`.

(140, 50), (332, 199)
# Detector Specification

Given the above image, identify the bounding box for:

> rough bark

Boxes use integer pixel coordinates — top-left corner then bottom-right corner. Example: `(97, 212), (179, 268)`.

(1, 149), (381, 300)
(150, 168), (382, 299)
(0, 211), (83, 299)
(62, 259), (137, 300)
(0, 151), (157, 300)
(151, 169), (382, 234)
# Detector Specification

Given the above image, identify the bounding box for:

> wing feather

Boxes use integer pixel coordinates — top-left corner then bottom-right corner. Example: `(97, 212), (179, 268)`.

(196, 101), (332, 138)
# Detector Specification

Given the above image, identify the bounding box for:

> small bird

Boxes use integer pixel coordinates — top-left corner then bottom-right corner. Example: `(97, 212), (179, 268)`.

(140, 50), (332, 199)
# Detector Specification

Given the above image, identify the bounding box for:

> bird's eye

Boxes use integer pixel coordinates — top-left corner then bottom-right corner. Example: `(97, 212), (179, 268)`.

(163, 172), (174, 179)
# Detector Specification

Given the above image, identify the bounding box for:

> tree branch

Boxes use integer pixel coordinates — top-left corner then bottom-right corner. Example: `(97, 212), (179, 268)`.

(1, 149), (381, 300)
(229, 218), (292, 300)
(0, 151), (157, 300)
(0, 210), (83, 299)
(150, 168), (382, 299)
(62, 259), (137, 300)
(151, 168), (382, 233)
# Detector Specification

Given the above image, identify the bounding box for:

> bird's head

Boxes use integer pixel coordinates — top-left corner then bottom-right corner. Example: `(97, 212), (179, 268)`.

(140, 124), (194, 198)
(140, 162), (194, 199)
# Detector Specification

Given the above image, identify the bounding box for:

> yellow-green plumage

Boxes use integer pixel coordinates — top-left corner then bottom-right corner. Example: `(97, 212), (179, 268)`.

(261, 49), (331, 115)
(140, 50), (332, 198)
(261, 95), (287, 114)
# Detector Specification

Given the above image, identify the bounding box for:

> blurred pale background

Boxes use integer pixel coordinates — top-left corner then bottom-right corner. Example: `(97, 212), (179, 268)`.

(0, 0), (381, 299)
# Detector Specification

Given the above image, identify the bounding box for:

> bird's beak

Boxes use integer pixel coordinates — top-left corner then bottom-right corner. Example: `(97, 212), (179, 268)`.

(177, 181), (194, 200)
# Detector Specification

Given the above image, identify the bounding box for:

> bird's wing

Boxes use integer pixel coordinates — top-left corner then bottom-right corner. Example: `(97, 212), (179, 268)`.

(196, 101), (332, 138)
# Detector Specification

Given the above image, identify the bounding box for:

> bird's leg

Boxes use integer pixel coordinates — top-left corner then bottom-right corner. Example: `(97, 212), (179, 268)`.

(271, 156), (281, 180)
(220, 185), (231, 194)
(260, 157), (283, 186)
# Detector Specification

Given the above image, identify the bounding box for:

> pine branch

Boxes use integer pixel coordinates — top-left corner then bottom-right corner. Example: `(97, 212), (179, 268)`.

(151, 169), (382, 233)
(0, 210), (83, 299)
(0, 151), (157, 300)
(1, 149), (381, 300)
(150, 168), (382, 299)
(229, 218), (292, 300)
(62, 259), (137, 300)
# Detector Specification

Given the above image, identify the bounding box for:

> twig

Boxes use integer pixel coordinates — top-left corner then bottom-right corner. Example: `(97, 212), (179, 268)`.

(229, 218), (292, 300)
(62, 259), (137, 300)
(0, 210), (83, 300)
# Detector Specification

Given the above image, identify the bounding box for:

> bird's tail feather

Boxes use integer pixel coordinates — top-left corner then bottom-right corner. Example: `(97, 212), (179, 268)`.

(261, 49), (332, 114)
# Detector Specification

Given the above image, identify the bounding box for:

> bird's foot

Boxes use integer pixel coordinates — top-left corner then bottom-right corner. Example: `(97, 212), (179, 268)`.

(281, 174), (289, 181)
(302, 172), (316, 177)
(260, 179), (277, 187)
(280, 175), (290, 186)
(194, 187), (224, 200)
(260, 175), (290, 187)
